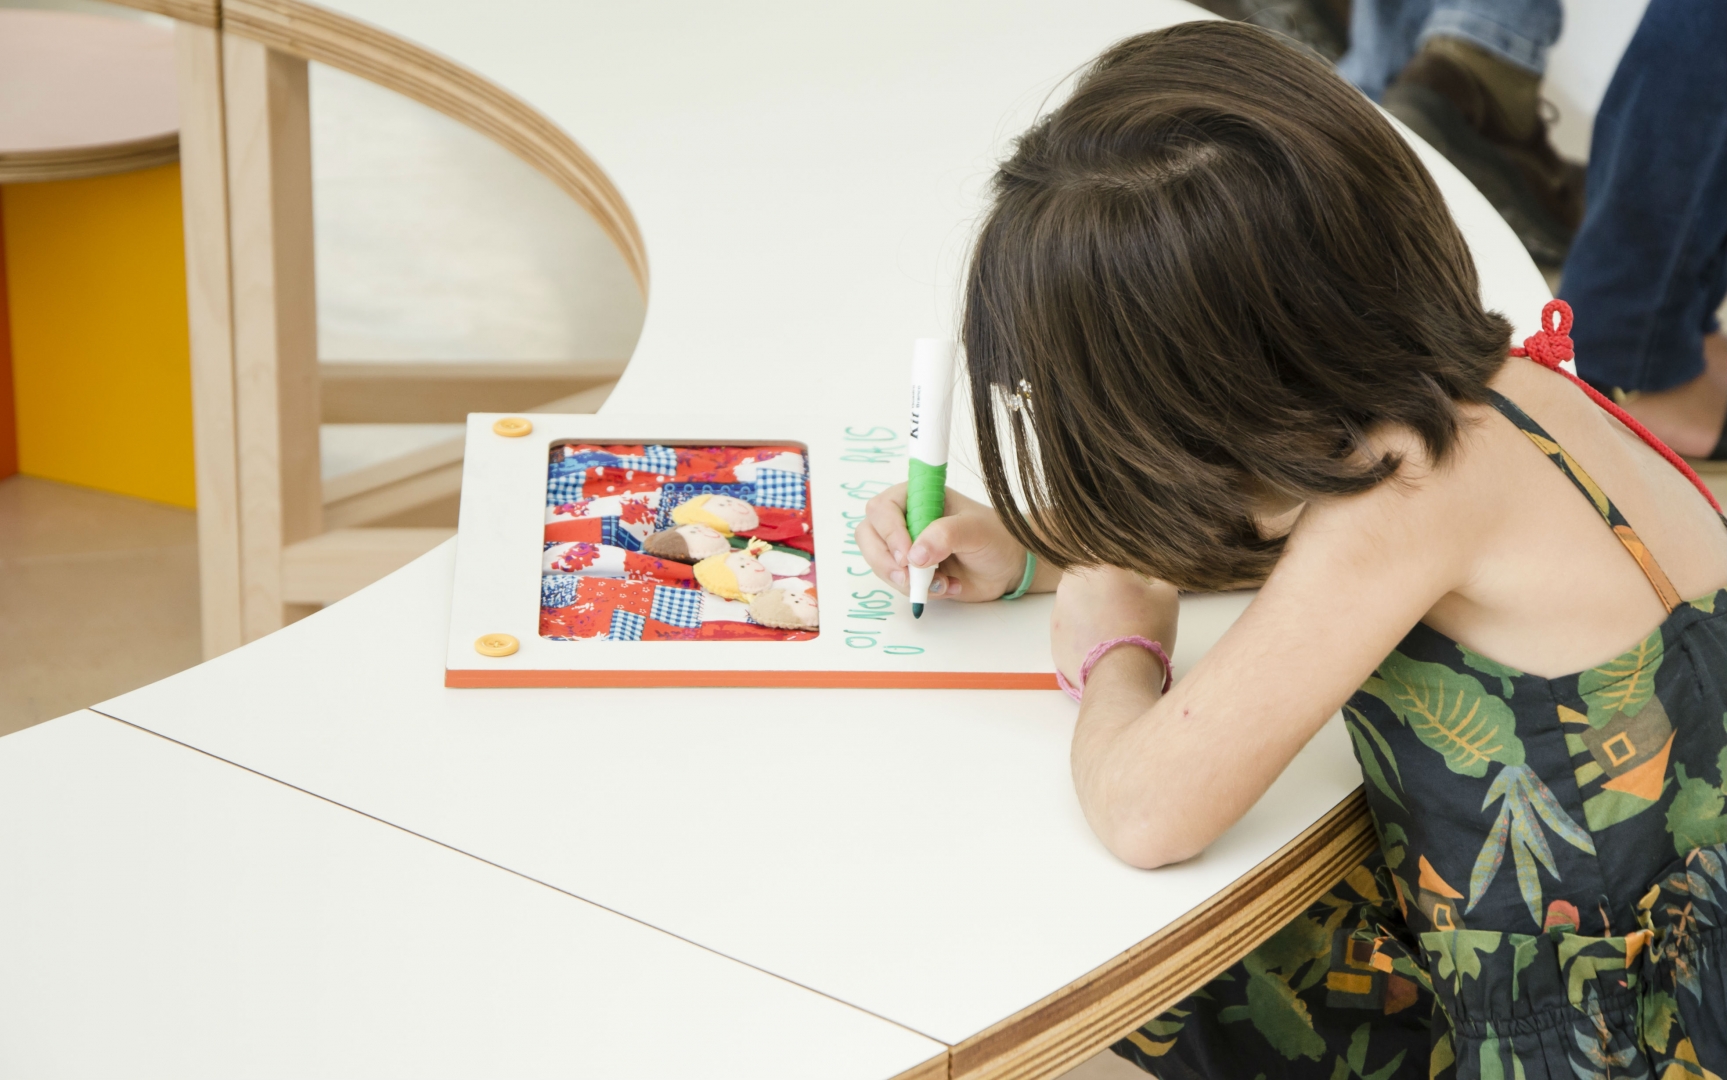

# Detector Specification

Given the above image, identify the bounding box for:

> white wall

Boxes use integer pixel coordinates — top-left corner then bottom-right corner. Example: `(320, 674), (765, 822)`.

(309, 64), (645, 364)
(1543, 0), (1652, 160)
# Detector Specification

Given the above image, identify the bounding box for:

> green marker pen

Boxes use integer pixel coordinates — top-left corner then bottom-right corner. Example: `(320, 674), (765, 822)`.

(906, 338), (955, 618)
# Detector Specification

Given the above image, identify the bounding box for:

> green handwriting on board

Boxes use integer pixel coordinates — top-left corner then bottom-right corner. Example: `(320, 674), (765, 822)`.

(835, 425), (924, 655)
(840, 425), (907, 464)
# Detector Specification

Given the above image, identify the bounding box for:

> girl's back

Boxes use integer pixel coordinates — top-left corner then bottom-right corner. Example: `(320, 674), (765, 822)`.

(1328, 333), (1727, 1075)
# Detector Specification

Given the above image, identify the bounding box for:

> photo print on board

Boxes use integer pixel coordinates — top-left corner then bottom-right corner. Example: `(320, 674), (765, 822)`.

(539, 443), (820, 641)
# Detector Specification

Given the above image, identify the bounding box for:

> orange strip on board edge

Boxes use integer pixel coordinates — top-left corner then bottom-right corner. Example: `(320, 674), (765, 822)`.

(445, 668), (1061, 690)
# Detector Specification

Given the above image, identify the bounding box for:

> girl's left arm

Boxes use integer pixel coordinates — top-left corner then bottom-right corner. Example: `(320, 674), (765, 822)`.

(1063, 468), (1473, 869)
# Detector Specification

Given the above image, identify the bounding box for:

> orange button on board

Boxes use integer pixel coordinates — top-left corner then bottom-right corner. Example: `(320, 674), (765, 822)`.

(492, 417), (533, 437)
(475, 633), (519, 657)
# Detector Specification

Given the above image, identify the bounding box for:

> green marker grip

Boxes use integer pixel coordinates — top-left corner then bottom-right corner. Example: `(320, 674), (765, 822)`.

(905, 457), (948, 539)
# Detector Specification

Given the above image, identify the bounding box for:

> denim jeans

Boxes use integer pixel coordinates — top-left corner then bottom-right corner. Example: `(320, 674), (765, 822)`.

(1560, 0), (1727, 393)
(1338, 0), (1562, 101)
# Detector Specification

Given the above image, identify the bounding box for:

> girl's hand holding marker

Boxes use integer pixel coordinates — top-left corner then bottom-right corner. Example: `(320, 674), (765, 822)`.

(856, 336), (1165, 691)
(855, 483), (1173, 690)
(856, 338), (1060, 610)
(854, 484), (1053, 604)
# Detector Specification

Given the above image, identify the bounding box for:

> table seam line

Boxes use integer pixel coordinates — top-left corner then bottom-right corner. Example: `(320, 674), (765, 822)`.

(89, 707), (953, 1051)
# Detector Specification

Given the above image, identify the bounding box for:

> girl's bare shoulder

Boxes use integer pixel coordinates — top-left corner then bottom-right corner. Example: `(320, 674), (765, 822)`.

(1264, 421), (1486, 612)
(1288, 415), (1495, 556)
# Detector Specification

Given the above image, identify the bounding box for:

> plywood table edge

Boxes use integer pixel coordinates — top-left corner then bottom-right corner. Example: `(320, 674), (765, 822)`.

(0, 132), (179, 183)
(107, 0), (220, 29)
(444, 669), (1061, 690)
(221, 0), (647, 292)
(948, 787), (1374, 1080)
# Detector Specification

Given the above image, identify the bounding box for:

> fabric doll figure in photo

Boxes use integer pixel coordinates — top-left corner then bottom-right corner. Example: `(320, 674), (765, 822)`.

(642, 523), (732, 563)
(693, 538), (774, 600)
(671, 493), (760, 536)
(749, 585), (819, 630)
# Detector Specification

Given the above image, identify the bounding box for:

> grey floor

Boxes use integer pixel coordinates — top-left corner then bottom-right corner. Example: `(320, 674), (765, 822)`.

(0, 475), (198, 737)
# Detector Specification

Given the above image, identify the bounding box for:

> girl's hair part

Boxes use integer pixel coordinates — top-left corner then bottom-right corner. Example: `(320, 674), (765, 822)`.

(964, 20), (1513, 590)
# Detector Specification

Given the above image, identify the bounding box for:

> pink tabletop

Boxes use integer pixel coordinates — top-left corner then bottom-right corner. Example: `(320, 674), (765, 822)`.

(0, 10), (176, 161)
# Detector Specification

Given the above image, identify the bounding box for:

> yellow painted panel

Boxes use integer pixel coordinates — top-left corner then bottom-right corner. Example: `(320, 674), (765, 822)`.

(2, 164), (195, 508)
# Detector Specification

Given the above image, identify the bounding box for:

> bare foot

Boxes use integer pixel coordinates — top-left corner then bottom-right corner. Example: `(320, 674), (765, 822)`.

(1617, 333), (1727, 458)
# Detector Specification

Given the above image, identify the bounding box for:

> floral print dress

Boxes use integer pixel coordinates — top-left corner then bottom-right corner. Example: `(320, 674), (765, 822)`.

(1115, 389), (1727, 1080)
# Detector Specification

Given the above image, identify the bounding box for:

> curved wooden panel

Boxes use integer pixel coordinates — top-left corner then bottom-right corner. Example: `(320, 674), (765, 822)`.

(951, 787), (1376, 1080)
(108, 0), (221, 29)
(0, 133), (179, 184)
(219, 0), (646, 293)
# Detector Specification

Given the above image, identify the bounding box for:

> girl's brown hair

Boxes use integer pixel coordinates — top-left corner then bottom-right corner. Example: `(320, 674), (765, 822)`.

(965, 20), (1513, 590)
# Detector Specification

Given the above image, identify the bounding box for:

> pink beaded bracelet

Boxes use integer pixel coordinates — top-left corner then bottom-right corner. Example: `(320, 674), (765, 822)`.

(1056, 635), (1172, 702)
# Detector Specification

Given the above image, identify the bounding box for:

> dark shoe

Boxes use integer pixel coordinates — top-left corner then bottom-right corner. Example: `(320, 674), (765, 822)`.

(1189, 0), (1349, 62)
(1384, 47), (1585, 268)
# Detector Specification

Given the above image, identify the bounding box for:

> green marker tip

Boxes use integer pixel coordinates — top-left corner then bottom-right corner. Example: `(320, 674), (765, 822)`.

(911, 602), (924, 619)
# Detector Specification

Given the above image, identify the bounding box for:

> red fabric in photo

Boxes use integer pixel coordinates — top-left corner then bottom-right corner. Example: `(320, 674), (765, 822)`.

(583, 465), (666, 498)
(624, 552), (694, 582)
(544, 518), (604, 543)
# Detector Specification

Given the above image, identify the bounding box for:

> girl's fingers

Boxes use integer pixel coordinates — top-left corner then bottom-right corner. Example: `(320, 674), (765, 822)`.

(924, 511), (1005, 559)
(905, 518), (959, 569)
(854, 519), (908, 593)
(864, 485), (915, 565)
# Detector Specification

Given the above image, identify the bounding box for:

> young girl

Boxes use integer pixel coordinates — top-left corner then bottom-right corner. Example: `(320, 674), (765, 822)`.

(855, 21), (1727, 1080)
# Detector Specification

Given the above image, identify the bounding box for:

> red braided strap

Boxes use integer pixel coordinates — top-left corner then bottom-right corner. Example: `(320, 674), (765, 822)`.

(1511, 300), (1721, 512)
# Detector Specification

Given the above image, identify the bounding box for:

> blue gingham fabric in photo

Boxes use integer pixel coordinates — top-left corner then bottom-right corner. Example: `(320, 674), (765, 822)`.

(654, 481), (757, 530)
(607, 608), (646, 641)
(546, 471), (589, 506)
(541, 573), (579, 609)
(548, 450), (620, 477)
(616, 445), (677, 476)
(649, 584), (704, 628)
(601, 516), (643, 551)
(752, 467), (805, 509)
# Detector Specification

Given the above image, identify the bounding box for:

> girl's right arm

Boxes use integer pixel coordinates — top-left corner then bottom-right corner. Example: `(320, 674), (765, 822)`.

(858, 464), (1475, 870)
(1060, 462), (1475, 868)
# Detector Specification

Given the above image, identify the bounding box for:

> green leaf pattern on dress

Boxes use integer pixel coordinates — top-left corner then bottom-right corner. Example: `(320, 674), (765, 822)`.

(1363, 654), (1523, 776)
(1458, 645), (1522, 698)
(1114, 573), (1727, 1080)
(1345, 707), (1405, 812)
(1469, 764), (1595, 922)
(1577, 628), (1662, 726)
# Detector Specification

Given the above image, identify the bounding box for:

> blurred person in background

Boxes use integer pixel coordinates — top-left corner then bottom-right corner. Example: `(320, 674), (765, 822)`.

(1204, 0), (1584, 270)
(1345, 0), (1583, 269)
(1211, 0), (1727, 469)
(1558, 0), (1727, 464)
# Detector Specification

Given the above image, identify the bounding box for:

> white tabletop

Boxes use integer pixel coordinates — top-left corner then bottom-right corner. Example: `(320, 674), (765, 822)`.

(0, 711), (943, 1079)
(98, 545), (1363, 1044)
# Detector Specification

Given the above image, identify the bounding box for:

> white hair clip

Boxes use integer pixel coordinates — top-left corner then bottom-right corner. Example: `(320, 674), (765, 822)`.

(1005, 378), (1034, 412)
